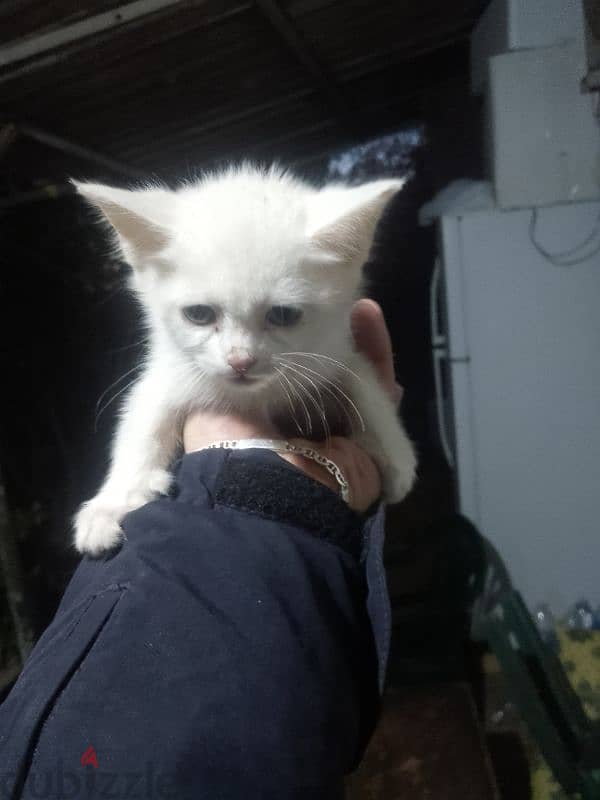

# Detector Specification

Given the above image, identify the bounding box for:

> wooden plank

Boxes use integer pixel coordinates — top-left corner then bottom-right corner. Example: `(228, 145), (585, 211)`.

(347, 683), (500, 799)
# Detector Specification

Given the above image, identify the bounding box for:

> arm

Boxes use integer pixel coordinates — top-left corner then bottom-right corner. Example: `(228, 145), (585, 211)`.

(1, 447), (386, 799)
(1, 301), (399, 798)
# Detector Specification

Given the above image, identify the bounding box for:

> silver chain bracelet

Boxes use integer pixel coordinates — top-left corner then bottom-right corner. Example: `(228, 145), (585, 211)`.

(193, 438), (350, 504)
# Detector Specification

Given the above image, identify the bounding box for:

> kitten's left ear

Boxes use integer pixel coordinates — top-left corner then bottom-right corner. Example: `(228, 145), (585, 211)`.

(308, 178), (405, 266)
(73, 181), (174, 268)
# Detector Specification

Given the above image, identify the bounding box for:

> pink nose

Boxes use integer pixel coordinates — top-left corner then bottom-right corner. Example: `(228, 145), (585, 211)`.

(227, 351), (257, 374)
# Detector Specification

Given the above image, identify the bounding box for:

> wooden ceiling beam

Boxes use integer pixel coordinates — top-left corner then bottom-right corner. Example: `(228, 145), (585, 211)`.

(254, 0), (355, 124)
(0, 0), (196, 69)
(18, 123), (147, 181)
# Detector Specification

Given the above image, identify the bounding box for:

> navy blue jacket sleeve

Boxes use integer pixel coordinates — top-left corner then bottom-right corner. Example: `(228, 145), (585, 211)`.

(0, 448), (390, 800)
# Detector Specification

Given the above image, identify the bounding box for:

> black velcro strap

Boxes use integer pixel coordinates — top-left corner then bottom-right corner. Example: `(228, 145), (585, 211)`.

(214, 450), (364, 559)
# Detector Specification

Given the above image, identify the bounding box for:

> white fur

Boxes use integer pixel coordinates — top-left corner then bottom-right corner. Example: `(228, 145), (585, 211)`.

(74, 165), (416, 555)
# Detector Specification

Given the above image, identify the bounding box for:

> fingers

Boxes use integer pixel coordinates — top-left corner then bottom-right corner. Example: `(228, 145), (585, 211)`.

(350, 299), (399, 402)
(392, 382), (404, 406)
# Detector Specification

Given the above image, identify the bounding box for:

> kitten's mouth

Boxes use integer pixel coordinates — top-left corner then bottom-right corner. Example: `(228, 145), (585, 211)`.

(219, 367), (273, 390)
(225, 373), (266, 386)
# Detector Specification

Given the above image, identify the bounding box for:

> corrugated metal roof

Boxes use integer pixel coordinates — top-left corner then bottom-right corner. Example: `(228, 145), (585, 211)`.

(0, 0), (486, 197)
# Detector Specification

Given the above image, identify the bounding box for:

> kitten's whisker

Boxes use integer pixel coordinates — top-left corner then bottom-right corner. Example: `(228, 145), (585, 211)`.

(281, 352), (362, 383)
(280, 364), (331, 445)
(95, 364), (143, 418)
(281, 359), (366, 433)
(279, 383), (304, 436)
(282, 361), (355, 436)
(180, 370), (207, 405)
(284, 369), (324, 442)
(276, 367), (311, 435)
(95, 376), (140, 430)
(172, 368), (210, 431)
(107, 335), (150, 355)
(274, 368), (304, 435)
(181, 381), (203, 411)
(287, 376), (313, 437)
(277, 365), (327, 439)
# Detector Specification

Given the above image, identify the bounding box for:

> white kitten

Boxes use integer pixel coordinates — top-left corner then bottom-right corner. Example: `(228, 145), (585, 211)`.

(74, 165), (417, 556)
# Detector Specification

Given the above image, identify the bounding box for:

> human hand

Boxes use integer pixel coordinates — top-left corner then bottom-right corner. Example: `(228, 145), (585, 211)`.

(183, 298), (401, 512)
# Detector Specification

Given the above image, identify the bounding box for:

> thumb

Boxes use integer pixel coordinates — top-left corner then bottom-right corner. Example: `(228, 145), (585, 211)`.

(350, 299), (400, 403)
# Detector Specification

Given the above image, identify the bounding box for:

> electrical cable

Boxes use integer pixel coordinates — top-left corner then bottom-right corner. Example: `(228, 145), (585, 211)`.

(529, 206), (600, 266)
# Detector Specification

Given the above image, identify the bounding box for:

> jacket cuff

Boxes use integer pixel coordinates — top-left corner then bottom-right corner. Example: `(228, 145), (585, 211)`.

(178, 448), (366, 560)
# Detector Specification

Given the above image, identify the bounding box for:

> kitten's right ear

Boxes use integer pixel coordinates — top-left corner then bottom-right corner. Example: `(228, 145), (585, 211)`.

(307, 178), (405, 268)
(73, 181), (174, 268)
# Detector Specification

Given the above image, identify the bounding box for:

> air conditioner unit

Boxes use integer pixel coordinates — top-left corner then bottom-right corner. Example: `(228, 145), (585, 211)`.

(471, 0), (586, 94)
(471, 0), (599, 208)
(487, 42), (600, 208)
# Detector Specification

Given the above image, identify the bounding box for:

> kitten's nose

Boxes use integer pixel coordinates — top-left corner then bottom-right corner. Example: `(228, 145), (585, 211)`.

(227, 350), (257, 374)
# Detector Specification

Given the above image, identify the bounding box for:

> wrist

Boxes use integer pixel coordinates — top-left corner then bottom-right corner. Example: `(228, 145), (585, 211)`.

(278, 452), (339, 495)
(183, 411), (279, 453)
(184, 415), (341, 497)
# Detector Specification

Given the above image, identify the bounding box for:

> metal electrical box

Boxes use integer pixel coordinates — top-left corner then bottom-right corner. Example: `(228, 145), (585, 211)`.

(471, 0), (586, 94)
(487, 43), (600, 208)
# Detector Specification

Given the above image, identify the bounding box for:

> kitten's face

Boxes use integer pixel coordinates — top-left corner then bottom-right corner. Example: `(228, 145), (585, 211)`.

(76, 167), (403, 404)
(150, 218), (349, 397)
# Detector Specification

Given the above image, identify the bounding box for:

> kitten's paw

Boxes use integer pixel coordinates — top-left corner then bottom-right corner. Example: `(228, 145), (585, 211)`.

(357, 433), (417, 504)
(73, 498), (126, 557)
(73, 470), (172, 557)
(382, 457), (417, 504)
(146, 468), (172, 496)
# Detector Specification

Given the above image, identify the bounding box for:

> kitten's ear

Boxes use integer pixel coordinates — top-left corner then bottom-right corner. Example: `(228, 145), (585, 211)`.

(308, 178), (405, 265)
(73, 181), (173, 268)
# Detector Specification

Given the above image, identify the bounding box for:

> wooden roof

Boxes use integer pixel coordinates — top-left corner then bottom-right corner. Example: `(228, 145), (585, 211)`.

(0, 0), (487, 199)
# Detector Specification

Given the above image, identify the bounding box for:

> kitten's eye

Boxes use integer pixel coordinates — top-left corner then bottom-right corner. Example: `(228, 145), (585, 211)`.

(266, 306), (303, 327)
(182, 305), (217, 325)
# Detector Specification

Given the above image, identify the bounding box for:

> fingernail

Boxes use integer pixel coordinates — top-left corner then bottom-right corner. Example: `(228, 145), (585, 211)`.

(394, 383), (404, 406)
